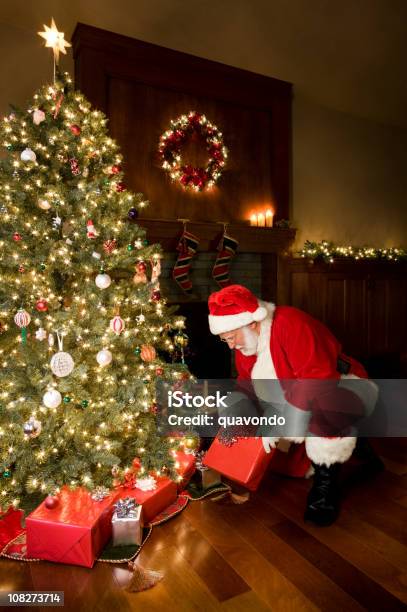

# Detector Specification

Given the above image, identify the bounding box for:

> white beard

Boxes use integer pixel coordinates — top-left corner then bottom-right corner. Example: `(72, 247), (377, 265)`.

(236, 326), (259, 356)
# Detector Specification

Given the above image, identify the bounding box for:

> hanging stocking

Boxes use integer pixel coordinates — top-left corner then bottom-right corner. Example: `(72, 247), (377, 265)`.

(172, 229), (199, 295)
(212, 231), (239, 288)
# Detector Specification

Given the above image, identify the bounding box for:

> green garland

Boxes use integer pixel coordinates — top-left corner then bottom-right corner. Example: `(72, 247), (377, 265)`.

(298, 240), (407, 263)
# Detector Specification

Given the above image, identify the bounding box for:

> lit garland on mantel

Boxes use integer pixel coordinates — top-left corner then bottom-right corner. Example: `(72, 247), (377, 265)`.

(298, 240), (407, 263)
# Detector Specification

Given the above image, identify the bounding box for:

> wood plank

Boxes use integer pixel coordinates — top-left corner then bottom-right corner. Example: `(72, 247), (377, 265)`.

(219, 590), (272, 611)
(125, 544), (222, 611)
(342, 485), (407, 545)
(256, 478), (407, 601)
(209, 500), (365, 611)
(138, 514), (250, 603)
(272, 520), (406, 610)
(29, 558), (123, 612)
(185, 499), (318, 611)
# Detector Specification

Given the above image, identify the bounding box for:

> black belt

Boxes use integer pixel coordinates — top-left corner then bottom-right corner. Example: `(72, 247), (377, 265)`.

(337, 356), (351, 374)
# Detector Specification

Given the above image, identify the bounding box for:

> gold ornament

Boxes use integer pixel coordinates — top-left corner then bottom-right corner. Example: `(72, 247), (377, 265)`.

(184, 437), (199, 451)
(174, 331), (188, 348)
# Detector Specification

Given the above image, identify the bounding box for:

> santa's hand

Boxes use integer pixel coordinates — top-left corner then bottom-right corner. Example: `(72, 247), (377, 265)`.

(261, 436), (279, 453)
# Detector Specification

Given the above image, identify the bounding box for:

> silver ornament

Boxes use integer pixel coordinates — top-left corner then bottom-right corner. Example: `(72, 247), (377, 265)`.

(23, 416), (42, 438)
(20, 148), (36, 162)
(35, 327), (47, 341)
(50, 352), (74, 377)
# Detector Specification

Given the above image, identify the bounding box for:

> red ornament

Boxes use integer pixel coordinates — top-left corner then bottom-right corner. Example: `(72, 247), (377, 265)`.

(110, 165), (121, 175)
(18, 265), (25, 273)
(13, 232), (22, 241)
(132, 457), (141, 470)
(70, 124), (81, 136)
(86, 219), (97, 239)
(150, 403), (158, 415)
(136, 261), (147, 274)
(35, 299), (48, 312)
(44, 495), (59, 509)
(115, 182), (126, 192)
(103, 239), (117, 254)
(69, 158), (80, 176)
(155, 367), (164, 376)
(151, 289), (161, 302)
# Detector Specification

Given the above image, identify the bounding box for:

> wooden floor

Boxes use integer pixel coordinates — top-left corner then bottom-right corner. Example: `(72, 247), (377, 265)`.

(1, 439), (407, 612)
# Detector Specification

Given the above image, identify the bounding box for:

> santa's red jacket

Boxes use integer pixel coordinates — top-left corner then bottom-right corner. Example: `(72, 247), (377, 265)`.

(234, 304), (369, 438)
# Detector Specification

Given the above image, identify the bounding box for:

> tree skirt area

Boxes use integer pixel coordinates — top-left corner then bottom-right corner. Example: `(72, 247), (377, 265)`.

(0, 483), (230, 565)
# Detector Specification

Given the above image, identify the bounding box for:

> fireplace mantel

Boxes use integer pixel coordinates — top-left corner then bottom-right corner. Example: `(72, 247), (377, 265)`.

(136, 218), (296, 254)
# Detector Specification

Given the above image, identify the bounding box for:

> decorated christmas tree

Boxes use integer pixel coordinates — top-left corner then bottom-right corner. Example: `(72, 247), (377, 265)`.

(0, 69), (191, 512)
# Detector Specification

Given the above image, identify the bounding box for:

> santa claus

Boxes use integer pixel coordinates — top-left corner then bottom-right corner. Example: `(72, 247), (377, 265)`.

(208, 284), (380, 526)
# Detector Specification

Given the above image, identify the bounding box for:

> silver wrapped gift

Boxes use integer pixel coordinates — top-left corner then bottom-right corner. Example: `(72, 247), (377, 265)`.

(112, 497), (143, 546)
(194, 451), (222, 490)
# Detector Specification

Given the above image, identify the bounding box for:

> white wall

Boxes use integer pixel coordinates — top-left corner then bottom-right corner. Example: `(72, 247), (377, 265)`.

(292, 94), (407, 250)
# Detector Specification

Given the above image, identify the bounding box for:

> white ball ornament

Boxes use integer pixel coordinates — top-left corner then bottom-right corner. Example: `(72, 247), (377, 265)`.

(43, 389), (62, 408)
(33, 109), (45, 125)
(50, 352), (74, 377)
(21, 148), (36, 162)
(95, 273), (112, 289)
(96, 349), (112, 367)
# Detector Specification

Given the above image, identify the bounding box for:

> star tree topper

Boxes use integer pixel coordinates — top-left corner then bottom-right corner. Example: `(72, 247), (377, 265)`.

(38, 18), (71, 64)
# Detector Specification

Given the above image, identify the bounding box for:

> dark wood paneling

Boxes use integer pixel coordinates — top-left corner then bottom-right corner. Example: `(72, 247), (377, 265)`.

(72, 23), (292, 225)
(277, 257), (407, 367)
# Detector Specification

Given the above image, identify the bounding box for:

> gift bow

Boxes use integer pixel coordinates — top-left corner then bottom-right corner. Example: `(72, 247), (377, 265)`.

(90, 486), (110, 501)
(134, 476), (157, 491)
(114, 497), (139, 518)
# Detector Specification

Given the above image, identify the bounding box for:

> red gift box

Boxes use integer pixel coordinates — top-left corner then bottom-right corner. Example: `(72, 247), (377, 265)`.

(26, 487), (119, 567)
(174, 451), (196, 491)
(0, 507), (25, 553)
(116, 477), (177, 523)
(203, 437), (310, 490)
(203, 437), (273, 491)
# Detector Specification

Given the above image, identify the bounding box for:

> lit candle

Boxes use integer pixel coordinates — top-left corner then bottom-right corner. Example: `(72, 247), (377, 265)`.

(257, 213), (265, 227)
(265, 209), (274, 227)
(250, 214), (258, 227)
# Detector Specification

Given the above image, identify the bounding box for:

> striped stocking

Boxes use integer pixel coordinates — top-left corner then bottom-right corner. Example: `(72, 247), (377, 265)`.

(212, 232), (239, 288)
(172, 230), (200, 294)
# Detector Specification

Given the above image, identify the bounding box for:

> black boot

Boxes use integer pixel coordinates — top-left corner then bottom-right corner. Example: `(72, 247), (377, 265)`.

(304, 462), (341, 526)
(353, 438), (385, 473)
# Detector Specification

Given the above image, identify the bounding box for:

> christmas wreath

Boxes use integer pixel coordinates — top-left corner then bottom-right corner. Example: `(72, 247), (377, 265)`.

(158, 111), (228, 191)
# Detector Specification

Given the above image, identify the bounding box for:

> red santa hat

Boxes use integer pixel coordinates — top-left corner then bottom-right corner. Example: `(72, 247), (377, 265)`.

(208, 284), (268, 335)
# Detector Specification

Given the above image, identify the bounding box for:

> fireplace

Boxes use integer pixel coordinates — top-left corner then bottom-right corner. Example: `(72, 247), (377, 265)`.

(163, 251), (263, 378)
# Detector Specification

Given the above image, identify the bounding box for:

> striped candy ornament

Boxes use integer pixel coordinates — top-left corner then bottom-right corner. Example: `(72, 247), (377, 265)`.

(109, 315), (125, 335)
(14, 309), (31, 344)
(103, 239), (117, 254)
(14, 309), (31, 328)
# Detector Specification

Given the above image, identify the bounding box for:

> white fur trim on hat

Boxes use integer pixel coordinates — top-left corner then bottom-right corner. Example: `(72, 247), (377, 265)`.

(209, 305), (268, 335)
(305, 436), (356, 466)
